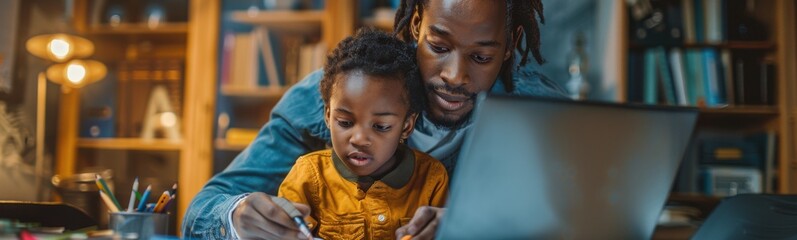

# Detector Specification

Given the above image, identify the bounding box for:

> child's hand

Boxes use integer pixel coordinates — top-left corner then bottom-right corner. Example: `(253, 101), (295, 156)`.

(232, 192), (311, 240)
(395, 206), (446, 240)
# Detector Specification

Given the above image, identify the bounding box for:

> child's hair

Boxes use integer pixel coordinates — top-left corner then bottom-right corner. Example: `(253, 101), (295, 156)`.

(320, 27), (425, 115)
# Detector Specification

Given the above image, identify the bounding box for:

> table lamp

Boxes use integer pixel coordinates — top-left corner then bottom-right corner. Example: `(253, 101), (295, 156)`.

(25, 33), (107, 199)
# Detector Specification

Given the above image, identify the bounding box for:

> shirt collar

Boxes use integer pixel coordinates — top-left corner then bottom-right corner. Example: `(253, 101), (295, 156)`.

(332, 144), (415, 189)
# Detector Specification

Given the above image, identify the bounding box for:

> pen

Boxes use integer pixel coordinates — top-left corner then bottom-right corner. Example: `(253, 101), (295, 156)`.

(96, 174), (122, 210)
(270, 196), (313, 240)
(127, 177), (139, 212)
(137, 185), (152, 212)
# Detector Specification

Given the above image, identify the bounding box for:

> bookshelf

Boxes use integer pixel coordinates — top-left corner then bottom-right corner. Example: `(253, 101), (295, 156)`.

(220, 85), (287, 99)
(86, 23), (190, 35)
(231, 10), (324, 35)
(620, 0), (797, 197)
(211, 1), (355, 172)
(55, 0), (218, 234)
(77, 138), (183, 151)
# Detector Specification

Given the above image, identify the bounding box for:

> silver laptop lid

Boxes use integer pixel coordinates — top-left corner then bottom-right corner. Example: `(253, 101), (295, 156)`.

(437, 94), (698, 239)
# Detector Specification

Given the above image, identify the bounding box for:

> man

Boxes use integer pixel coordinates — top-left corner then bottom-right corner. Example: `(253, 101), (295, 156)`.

(182, 0), (565, 239)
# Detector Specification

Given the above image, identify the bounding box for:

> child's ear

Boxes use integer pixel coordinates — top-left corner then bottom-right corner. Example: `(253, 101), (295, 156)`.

(324, 106), (331, 128)
(401, 113), (419, 140)
(410, 7), (422, 41)
(506, 26), (523, 61)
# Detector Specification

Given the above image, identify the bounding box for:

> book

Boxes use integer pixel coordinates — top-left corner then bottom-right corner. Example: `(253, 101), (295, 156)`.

(668, 48), (688, 106)
(733, 54), (776, 105)
(80, 68), (116, 138)
(225, 128), (259, 145)
(703, 0), (723, 43)
(656, 47), (676, 105)
(693, 0), (705, 42)
(627, 50), (645, 103)
(643, 49), (658, 104)
(220, 32), (235, 86)
(701, 49), (724, 107)
(253, 27), (282, 89)
(681, 0), (696, 44)
(720, 50), (734, 106)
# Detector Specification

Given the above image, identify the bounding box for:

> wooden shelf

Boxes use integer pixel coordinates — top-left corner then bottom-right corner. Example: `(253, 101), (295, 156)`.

(86, 23), (189, 35)
(363, 17), (393, 31)
(221, 85), (288, 98)
(231, 10), (324, 35)
(215, 139), (248, 151)
(77, 138), (182, 151)
(630, 41), (776, 50)
(363, 8), (396, 31)
(699, 106), (779, 116)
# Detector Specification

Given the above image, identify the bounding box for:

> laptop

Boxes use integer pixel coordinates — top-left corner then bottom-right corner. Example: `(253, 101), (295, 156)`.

(436, 94), (698, 239)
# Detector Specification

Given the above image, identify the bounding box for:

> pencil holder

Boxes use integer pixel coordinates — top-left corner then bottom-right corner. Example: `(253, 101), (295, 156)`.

(109, 212), (169, 239)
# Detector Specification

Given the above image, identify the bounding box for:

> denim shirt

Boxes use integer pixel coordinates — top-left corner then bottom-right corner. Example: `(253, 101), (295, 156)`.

(181, 66), (566, 238)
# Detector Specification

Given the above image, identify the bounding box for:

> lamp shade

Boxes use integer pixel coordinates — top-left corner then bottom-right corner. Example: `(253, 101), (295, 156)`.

(46, 60), (107, 88)
(26, 34), (95, 62)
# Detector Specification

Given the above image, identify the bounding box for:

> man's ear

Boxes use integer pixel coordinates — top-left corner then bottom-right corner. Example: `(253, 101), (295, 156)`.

(410, 7), (422, 41)
(506, 26), (523, 61)
(401, 113), (419, 140)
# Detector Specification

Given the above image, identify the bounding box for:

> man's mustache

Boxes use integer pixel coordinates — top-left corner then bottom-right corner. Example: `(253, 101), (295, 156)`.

(425, 84), (477, 101)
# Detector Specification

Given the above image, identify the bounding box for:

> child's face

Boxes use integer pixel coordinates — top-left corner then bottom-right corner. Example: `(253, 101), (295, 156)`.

(325, 70), (417, 177)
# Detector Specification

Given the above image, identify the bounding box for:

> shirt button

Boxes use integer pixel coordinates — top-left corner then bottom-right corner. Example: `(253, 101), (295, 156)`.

(220, 226), (226, 236)
(377, 214), (386, 222)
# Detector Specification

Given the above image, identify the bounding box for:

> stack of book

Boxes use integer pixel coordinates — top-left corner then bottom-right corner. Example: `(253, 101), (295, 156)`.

(220, 27), (326, 91)
(626, 0), (775, 107)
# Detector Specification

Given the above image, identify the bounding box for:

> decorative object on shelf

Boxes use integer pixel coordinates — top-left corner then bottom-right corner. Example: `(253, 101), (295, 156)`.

(143, 2), (166, 29)
(565, 32), (590, 100)
(140, 85), (181, 141)
(105, 3), (125, 28)
(26, 33), (107, 203)
(627, 0), (683, 45)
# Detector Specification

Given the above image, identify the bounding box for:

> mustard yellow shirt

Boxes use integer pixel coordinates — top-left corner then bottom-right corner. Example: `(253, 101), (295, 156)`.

(278, 145), (449, 240)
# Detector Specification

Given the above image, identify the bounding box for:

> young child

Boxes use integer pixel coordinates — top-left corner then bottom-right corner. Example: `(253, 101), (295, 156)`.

(278, 28), (449, 240)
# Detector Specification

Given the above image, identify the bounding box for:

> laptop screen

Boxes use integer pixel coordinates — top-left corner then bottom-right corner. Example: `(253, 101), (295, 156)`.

(437, 94), (698, 239)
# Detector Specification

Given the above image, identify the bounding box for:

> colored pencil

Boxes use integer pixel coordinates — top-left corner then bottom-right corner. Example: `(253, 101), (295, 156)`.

(127, 177), (139, 212)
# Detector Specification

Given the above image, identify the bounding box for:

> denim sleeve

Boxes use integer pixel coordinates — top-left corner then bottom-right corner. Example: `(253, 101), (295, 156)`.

(491, 62), (568, 98)
(182, 70), (330, 238)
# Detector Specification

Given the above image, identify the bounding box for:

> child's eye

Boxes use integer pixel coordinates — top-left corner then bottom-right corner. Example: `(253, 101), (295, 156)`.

(373, 124), (392, 132)
(337, 120), (353, 128)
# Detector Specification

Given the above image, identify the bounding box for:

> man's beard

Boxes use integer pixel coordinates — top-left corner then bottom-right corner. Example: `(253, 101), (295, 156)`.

(427, 110), (473, 130)
(425, 83), (477, 130)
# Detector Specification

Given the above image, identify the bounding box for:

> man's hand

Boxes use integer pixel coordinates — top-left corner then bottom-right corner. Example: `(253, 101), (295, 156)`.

(232, 192), (311, 240)
(395, 206), (446, 240)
